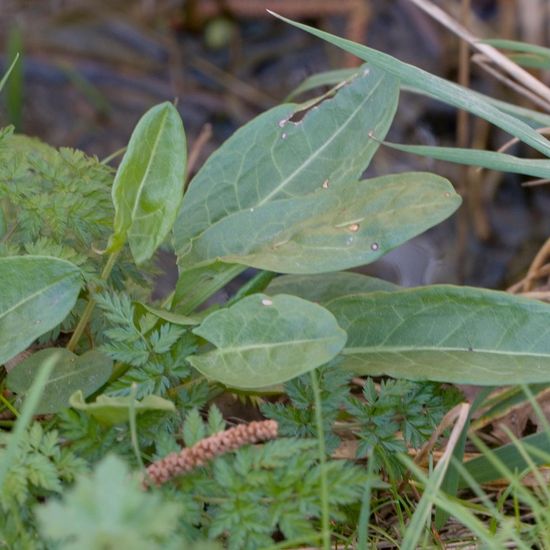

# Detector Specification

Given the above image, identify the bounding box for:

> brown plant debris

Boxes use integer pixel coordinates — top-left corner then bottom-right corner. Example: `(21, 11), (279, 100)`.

(144, 419), (278, 487)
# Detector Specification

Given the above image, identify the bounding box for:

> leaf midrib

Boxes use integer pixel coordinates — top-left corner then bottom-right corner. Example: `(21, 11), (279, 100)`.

(257, 74), (385, 207)
(130, 107), (169, 222)
(343, 347), (550, 358)
(0, 269), (78, 320)
(199, 336), (343, 354)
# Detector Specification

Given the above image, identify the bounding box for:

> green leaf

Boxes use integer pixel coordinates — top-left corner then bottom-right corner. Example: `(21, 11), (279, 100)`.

(182, 407), (206, 447)
(481, 38), (550, 69)
(266, 272), (399, 304)
(461, 431), (550, 487)
(109, 102), (186, 264)
(188, 294), (347, 388)
(0, 53), (19, 93)
(69, 390), (175, 425)
(173, 262), (245, 314)
(286, 67), (359, 100)
(404, 84), (550, 128)
(0, 356), (56, 490)
(382, 141), (550, 179)
(7, 349), (112, 414)
(0, 255), (82, 365)
(139, 302), (200, 325)
(327, 285), (550, 385)
(177, 172), (460, 274)
(269, 12), (550, 158)
(481, 38), (550, 58)
(36, 455), (182, 549)
(174, 66), (399, 270)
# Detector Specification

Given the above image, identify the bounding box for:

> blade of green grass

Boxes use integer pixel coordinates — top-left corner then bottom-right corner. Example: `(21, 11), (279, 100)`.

(0, 53), (20, 94)
(268, 11), (550, 158)
(0, 356), (56, 488)
(401, 404), (470, 549)
(382, 141), (550, 177)
(435, 387), (494, 528)
(403, 84), (550, 128)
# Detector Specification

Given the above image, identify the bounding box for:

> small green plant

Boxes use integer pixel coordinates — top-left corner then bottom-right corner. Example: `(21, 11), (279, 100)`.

(1, 9), (550, 547)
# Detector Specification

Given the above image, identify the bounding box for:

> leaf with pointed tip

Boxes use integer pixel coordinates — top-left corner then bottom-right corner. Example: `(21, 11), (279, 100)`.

(188, 294), (347, 388)
(0, 54), (19, 93)
(269, 12), (550, 158)
(266, 272), (399, 304)
(328, 285), (550, 385)
(382, 141), (550, 179)
(287, 67), (359, 100)
(109, 102), (186, 264)
(174, 66), (399, 270)
(69, 390), (175, 425)
(0, 256), (82, 365)
(177, 172), (460, 274)
(7, 348), (112, 414)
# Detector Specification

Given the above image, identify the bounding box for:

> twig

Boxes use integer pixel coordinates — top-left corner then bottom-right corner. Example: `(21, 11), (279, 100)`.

(524, 237), (550, 292)
(472, 55), (550, 112)
(185, 123), (212, 190)
(407, 0), (550, 105)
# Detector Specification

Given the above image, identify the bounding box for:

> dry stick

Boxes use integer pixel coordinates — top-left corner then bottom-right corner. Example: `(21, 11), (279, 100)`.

(492, 126), (550, 156)
(407, 0), (550, 105)
(413, 403), (467, 468)
(469, 118), (492, 240)
(185, 123), (213, 191)
(66, 251), (119, 352)
(190, 56), (275, 109)
(522, 179), (550, 187)
(508, 263), (550, 294)
(454, 0), (472, 278)
(472, 55), (550, 112)
(524, 236), (550, 292)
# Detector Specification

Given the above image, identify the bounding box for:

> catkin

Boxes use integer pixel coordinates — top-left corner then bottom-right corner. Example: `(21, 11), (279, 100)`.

(144, 419), (278, 487)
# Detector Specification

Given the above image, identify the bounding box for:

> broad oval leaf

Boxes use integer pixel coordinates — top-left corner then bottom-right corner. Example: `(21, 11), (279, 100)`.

(328, 285), (550, 385)
(109, 102), (186, 264)
(177, 172), (460, 274)
(7, 348), (112, 414)
(174, 66), (399, 268)
(69, 390), (175, 425)
(188, 294), (347, 388)
(0, 256), (82, 365)
(266, 272), (399, 304)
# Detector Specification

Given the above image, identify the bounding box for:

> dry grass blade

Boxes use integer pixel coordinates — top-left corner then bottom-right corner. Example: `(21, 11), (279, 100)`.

(414, 402), (468, 468)
(407, 0), (550, 105)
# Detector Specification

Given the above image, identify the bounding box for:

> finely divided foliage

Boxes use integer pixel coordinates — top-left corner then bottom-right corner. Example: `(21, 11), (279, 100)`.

(1, 16), (550, 547)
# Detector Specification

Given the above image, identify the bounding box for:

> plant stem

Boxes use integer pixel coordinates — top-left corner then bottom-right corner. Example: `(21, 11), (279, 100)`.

(310, 369), (330, 550)
(0, 393), (19, 417)
(357, 457), (375, 550)
(128, 383), (145, 471)
(66, 251), (119, 352)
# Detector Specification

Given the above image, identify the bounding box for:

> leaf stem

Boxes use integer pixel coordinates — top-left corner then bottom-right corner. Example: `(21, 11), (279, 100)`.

(310, 369), (330, 550)
(128, 383), (145, 471)
(66, 251), (119, 352)
(0, 393), (19, 417)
